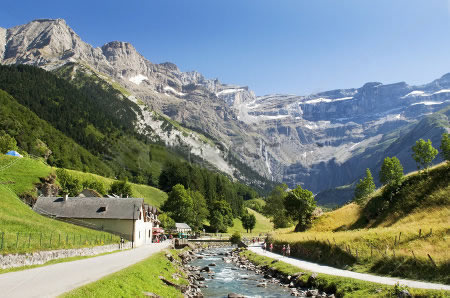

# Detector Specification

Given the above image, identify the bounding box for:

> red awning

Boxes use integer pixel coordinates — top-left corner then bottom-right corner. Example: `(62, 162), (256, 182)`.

(152, 227), (164, 234)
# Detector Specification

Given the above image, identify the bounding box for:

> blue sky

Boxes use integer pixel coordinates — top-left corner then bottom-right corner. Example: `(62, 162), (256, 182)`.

(2, 0), (450, 95)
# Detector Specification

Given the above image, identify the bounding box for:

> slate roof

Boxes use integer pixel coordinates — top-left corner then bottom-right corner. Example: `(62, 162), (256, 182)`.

(33, 197), (144, 220)
(175, 223), (192, 230)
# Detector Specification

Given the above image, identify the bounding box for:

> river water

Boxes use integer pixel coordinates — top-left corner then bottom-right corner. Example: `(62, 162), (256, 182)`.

(189, 246), (291, 298)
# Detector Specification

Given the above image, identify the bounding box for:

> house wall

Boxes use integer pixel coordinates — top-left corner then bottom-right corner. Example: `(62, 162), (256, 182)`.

(74, 218), (152, 247)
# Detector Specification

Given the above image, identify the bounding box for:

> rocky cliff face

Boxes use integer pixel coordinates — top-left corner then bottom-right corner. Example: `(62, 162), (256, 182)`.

(1, 19), (449, 194)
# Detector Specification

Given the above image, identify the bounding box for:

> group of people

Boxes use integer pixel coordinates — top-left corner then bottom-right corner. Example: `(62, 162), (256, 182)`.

(262, 242), (290, 256)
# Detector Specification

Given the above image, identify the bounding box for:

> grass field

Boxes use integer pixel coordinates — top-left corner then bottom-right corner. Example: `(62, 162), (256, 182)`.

(0, 156), (120, 254)
(271, 163), (450, 284)
(242, 250), (449, 297)
(62, 250), (187, 298)
(228, 208), (274, 235)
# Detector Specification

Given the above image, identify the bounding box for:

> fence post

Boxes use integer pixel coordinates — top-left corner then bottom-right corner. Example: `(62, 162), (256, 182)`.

(429, 228), (432, 236)
(0, 232), (3, 250)
(428, 254), (437, 267)
(50, 234), (53, 247)
(80, 234), (81, 244)
(28, 233), (31, 248)
(398, 232), (402, 243)
(16, 232), (19, 248)
(73, 234), (75, 244)
(66, 234), (68, 244)
(394, 236), (397, 246)
(59, 234), (61, 246)
(419, 229), (421, 237)
(40, 233), (42, 247)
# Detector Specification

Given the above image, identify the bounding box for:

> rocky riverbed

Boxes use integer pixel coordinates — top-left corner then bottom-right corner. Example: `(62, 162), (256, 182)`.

(169, 244), (334, 298)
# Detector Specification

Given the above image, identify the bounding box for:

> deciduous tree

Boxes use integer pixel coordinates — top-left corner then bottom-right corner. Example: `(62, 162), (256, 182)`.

(161, 184), (193, 225)
(241, 211), (256, 233)
(412, 139), (438, 171)
(283, 185), (316, 232)
(379, 157), (404, 186)
(0, 131), (18, 154)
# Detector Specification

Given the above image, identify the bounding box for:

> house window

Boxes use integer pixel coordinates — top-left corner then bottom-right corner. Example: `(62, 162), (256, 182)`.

(139, 231), (141, 239)
(97, 206), (107, 212)
(149, 230), (151, 237)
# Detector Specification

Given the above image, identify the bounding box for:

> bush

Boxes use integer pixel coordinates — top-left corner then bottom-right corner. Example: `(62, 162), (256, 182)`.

(230, 231), (242, 245)
(56, 168), (82, 196)
(109, 179), (133, 197)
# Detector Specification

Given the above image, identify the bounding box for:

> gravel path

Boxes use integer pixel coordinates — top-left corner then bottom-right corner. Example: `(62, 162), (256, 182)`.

(0, 242), (171, 297)
(248, 245), (450, 291)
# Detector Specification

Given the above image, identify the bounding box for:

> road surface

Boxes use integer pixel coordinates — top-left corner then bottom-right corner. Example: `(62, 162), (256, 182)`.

(248, 245), (450, 291)
(0, 242), (171, 297)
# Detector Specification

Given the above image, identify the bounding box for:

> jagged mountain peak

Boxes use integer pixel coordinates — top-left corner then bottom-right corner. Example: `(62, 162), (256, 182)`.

(1, 18), (449, 196)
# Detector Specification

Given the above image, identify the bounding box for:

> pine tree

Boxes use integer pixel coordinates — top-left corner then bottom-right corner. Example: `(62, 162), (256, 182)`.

(354, 168), (376, 204)
(379, 157), (404, 186)
(440, 133), (450, 163)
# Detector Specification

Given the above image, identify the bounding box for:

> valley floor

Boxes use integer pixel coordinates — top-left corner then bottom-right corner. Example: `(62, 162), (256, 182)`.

(0, 242), (170, 297)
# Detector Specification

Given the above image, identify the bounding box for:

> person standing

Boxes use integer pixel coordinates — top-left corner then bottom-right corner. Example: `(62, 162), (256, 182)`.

(286, 244), (291, 257)
(263, 242), (266, 252)
(270, 243), (273, 252)
(282, 244), (286, 256)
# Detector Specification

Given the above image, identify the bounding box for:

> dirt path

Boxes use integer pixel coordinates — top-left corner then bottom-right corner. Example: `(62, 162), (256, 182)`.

(0, 242), (171, 297)
(248, 244), (450, 291)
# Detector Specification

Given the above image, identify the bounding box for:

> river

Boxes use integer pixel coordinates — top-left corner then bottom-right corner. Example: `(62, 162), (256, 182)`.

(189, 246), (292, 297)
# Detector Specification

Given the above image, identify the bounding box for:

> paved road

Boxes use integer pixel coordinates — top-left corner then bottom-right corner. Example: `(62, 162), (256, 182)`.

(248, 245), (450, 291)
(0, 242), (171, 297)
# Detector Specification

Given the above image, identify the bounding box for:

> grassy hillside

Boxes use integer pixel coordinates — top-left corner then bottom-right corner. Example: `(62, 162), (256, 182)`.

(66, 168), (167, 207)
(228, 208), (273, 235)
(272, 163), (450, 283)
(315, 106), (449, 208)
(0, 156), (119, 254)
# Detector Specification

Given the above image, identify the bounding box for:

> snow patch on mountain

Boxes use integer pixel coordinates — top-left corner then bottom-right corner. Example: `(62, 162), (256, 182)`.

(303, 97), (353, 104)
(402, 90), (428, 98)
(432, 89), (450, 95)
(129, 74), (148, 85)
(411, 101), (444, 106)
(163, 86), (186, 97)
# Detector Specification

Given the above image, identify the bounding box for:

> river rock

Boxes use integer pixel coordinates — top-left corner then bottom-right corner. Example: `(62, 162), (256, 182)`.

(257, 282), (267, 287)
(208, 263), (216, 266)
(307, 273), (318, 285)
(228, 293), (245, 298)
(306, 289), (319, 297)
(200, 266), (210, 272)
(397, 290), (411, 298)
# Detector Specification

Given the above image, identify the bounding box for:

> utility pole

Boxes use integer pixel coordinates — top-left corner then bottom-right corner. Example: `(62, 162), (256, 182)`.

(132, 203), (135, 248)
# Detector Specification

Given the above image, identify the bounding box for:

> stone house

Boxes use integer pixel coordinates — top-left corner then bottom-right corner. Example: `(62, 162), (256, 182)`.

(33, 196), (159, 247)
(175, 223), (192, 234)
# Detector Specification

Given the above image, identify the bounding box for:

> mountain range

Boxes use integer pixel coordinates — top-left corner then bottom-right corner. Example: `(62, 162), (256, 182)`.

(1, 19), (449, 204)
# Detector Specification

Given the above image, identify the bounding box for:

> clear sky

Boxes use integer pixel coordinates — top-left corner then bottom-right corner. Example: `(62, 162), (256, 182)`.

(2, 0), (450, 95)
